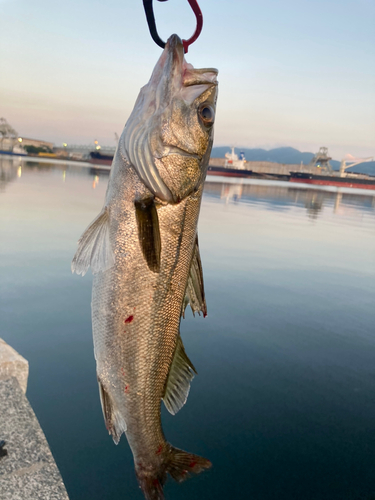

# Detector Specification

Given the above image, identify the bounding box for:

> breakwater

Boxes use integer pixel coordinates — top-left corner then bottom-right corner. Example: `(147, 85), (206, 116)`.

(0, 339), (69, 500)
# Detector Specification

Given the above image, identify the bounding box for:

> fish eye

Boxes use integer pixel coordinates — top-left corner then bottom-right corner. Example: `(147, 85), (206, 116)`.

(198, 104), (215, 126)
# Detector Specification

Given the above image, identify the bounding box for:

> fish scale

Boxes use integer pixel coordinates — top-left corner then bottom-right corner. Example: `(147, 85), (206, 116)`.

(72, 34), (218, 500)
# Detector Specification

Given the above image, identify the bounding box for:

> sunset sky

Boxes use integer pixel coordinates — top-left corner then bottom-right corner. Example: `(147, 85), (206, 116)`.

(1, 0), (374, 160)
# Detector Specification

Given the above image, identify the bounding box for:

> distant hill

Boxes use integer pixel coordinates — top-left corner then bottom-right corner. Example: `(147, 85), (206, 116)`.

(211, 146), (375, 176)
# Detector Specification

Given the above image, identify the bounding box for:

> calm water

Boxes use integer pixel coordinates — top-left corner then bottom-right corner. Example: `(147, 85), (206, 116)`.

(1, 154), (375, 500)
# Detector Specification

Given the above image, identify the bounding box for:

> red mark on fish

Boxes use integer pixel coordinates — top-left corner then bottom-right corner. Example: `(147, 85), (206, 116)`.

(124, 385), (129, 394)
(189, 460), (197, 468)
(124, 315), (134, 324)
(156, 444), (163, 455)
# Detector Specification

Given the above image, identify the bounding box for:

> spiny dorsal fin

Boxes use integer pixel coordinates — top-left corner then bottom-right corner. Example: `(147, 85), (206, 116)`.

(163, 336), (197, 416)
(98, 378), (127, 445)
(135, 198), (161, 273)
(182, 235), (207, 318)
(71, 207), (114, 276)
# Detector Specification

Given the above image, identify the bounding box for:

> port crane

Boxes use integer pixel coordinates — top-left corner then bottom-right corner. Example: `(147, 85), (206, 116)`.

(309, 147), (333, 172)
(339, 155), (374, 177)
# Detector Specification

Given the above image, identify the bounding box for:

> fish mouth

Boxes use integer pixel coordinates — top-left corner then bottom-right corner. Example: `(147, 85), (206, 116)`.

(151, 34), (218, 98)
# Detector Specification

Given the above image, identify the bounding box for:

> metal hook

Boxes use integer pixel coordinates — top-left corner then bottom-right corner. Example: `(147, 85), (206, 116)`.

(142, 0), (203, 53)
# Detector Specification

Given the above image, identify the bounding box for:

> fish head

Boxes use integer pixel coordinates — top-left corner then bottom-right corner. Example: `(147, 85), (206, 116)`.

(122, 34), (218, 203)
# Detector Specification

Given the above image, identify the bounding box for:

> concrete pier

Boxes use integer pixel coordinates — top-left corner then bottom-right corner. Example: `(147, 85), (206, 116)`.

(0, 338), (29, 393)
(0, 339), (69, 500)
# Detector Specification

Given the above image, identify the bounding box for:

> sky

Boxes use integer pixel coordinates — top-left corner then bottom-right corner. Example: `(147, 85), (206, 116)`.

(0, 0), (374, 160)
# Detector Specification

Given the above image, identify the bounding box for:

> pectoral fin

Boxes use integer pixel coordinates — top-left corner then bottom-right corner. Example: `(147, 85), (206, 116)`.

(71, 207), (114, 276)
(182, 235), (207, 318)
(163, 335), (197, 415)
(135, 198), (161, 273)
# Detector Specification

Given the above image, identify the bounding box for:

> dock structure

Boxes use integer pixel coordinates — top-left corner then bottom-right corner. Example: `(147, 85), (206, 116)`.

(209, 158), (322, 177)
(0, 339), (69, 500)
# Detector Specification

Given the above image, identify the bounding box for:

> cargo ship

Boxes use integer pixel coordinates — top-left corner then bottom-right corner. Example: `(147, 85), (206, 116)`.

(289, 148), (375, 190)
(289, 172), (375, 190)
(89, 151), (113, 166)
(207, 165), (254, 178)
(208, 147), (254, 177)
(207, 147), (292, 180)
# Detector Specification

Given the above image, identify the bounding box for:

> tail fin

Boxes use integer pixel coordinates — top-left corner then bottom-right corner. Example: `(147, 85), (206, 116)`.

(166, 446), (212, 483)
(136, 446), (211, 500)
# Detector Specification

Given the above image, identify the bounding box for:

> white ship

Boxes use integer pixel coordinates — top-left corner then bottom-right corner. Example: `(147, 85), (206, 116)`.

(224, 147), (246, 170)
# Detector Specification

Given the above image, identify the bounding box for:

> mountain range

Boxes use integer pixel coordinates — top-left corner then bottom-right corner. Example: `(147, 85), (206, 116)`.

(211, 146), (375, 176)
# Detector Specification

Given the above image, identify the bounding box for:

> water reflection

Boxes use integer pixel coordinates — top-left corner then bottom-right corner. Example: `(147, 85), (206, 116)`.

(220, 183), (243, 204)
(2, 156), (375, 223)
(204, 179), (375, 219)
(1, 155), (375, 500)
(304, 191), (324, 220)
(0, 154), (95, 193)
(0, 156), (20, 191)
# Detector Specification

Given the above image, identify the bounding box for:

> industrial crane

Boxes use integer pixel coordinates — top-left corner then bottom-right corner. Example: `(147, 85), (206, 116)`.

(339, 155), (374, 177)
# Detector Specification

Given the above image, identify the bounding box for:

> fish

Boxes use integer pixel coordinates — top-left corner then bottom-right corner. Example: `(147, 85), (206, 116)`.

(72, 34), (218, 500)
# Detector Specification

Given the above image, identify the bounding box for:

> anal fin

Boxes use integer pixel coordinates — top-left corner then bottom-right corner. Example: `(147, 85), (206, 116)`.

(135, 198), (161, 273)
(182, 235), (207, 318)
(163, 336), (197, 416)
(71, 207), (114, 276)
(98, 378), (127, 444)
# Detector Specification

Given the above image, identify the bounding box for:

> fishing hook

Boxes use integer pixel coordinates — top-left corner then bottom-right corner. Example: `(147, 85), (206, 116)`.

(142, 0), (203, 53)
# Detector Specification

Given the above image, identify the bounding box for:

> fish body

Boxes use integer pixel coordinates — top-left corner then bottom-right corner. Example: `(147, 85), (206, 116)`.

(72, 35), (218, 500)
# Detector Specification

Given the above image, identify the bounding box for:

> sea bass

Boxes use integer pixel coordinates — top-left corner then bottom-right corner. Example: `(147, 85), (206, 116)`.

(72, 34), (218, 500)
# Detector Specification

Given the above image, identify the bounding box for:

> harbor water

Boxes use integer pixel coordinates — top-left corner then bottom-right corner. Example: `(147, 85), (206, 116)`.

(1, 154), (375, 500)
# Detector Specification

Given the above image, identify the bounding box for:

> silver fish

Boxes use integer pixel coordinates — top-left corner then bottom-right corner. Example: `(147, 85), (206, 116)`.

(72, 34), (218, 500)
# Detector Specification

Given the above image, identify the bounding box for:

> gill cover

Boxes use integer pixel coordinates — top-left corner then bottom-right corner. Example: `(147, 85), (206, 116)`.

(121, 34), (218, 203)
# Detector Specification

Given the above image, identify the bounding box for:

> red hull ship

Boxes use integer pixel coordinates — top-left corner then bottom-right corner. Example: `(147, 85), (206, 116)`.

(289, 172), (375, 190)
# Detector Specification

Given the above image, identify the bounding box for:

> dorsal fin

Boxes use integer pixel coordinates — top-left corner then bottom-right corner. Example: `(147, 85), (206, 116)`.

(135, 198), (161, 273)
(163, 335), (197, 415)
(71, 207), (114, 276)
(182, 235), (207, 318)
